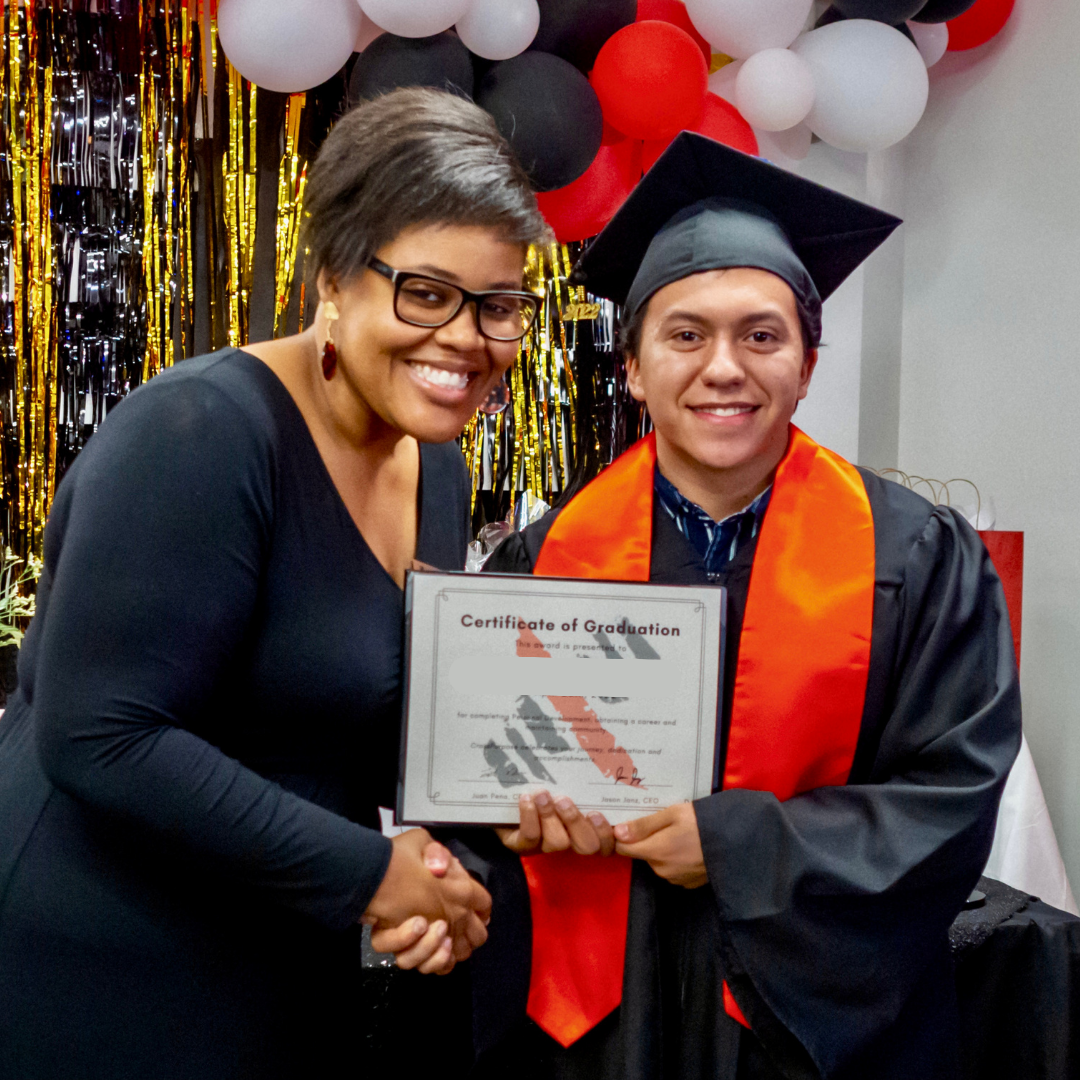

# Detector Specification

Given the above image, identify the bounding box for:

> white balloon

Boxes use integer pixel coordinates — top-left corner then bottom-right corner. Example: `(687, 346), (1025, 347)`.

(685, 0), (814, 59)
(790, 20), (929, 153)
(218, 0), (360, 93)
(354, 10), (385, 53)
(907, 19), (949, 67)
(735, 48), (814, 131)
(707, 59), (744, 103)
(456, 0), (539, 60)
(360, 0), (472, 38)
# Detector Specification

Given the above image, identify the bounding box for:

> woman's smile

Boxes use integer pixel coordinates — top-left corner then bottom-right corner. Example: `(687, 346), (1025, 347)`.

(405, 359), (480, 398)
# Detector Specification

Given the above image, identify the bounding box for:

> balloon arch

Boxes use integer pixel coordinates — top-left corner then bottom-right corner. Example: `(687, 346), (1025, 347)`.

(0, 0), (1019, 566)
(218, 0), (1016, 241)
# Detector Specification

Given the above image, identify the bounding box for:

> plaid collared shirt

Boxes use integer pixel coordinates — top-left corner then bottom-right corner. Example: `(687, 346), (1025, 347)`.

(654, 467), (771, 580)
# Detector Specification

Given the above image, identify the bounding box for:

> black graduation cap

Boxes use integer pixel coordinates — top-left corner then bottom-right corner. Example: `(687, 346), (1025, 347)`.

(569, 132), (902, 347)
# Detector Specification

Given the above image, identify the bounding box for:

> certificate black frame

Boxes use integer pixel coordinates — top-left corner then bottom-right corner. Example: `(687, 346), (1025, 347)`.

(397, 569), (727, 828)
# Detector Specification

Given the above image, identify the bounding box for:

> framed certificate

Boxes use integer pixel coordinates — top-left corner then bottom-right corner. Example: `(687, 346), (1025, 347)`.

(398, 570), (725, 826)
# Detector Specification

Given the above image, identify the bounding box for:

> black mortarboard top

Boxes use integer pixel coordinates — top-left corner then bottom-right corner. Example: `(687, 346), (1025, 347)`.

(568, 132), (902, 347)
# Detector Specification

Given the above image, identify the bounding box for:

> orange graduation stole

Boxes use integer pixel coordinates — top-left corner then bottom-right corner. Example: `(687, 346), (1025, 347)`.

(523, 425), (875, 1046)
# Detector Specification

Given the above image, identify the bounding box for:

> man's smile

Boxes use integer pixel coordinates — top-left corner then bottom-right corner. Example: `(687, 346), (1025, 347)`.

(689, 403), (759, 420)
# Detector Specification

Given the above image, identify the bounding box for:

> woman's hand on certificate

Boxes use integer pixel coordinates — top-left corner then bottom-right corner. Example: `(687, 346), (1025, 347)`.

(497, 791), (616, 856)
(365, 829), (492, 973)
(612, 803), (707, 888)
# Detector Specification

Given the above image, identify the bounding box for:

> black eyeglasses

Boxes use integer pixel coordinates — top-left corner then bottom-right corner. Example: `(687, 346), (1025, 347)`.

(368, 258), (540, 342)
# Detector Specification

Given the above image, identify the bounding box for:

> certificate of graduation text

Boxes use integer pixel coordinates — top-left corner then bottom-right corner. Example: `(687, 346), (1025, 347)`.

(398, 571), (725, 826)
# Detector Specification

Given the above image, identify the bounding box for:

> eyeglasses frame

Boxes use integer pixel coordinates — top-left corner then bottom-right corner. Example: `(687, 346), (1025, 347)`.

(368, 257), (541, 342)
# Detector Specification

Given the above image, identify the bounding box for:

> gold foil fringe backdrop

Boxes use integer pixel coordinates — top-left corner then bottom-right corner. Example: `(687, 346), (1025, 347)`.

(2, 10), (636, 572)
(2, 0), (55, 562)
(0, 0), (319, 565)
(204, 9), (315, 355)
(1, 0), (202, 561)
(460, 242), (577, 522)
(273, 92), (306, 339)
(459, 241), (646, 532)
(221, 39), (255, 347)
(139, 0), (198, 382)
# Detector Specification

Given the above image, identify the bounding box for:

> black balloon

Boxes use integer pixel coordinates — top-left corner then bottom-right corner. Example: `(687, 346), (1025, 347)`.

(349, 32), (474, 102)
(470, 50), (498, 88)
(477, 52), (603, 192)
(815, 5), (846, 25)
(817, 5), (916, 41)
(911, 0), (978, 21)
(530, 0), (637, 73)
(832, 0), (927, 21)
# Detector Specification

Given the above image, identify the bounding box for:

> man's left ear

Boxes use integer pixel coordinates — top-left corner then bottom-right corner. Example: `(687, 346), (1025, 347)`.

(798, 348), (819, 400)
(624, 353), (647, 403)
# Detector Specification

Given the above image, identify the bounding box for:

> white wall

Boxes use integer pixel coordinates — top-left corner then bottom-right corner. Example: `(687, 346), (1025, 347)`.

(789, 144), (871, 462)
(732, 15), (1080, 891)
(771, 142), (906, 467)
(892, 0), (1080, 892)
(778, 2), (1080, 892)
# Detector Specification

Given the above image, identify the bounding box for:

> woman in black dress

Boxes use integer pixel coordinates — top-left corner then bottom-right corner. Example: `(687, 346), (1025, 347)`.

(0, 88), (546, 1079)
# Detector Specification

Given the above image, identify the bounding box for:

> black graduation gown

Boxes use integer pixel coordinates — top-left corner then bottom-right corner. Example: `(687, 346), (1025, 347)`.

(454, 468), (1021, 1080)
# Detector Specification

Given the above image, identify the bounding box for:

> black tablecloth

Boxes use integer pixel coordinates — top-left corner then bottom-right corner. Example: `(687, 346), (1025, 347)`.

(954, 879), (1080, 1080)
(357, 877), (1080, 1079)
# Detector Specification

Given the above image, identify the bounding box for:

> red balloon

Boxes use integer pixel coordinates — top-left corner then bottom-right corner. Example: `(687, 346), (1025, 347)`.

(536, 139), (643, 242)
(590, 21), (708, 142)
(642, 93), (758, 171)
(635, 0), (711, 62)
(601, 118), (629, 145)
(946, 0), (1015, 49)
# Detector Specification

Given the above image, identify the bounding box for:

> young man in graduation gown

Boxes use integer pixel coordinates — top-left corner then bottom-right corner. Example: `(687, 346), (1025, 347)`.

(454, 134), (1021, 1080)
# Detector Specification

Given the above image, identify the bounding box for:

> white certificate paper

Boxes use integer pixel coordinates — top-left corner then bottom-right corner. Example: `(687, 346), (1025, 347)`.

(398, 571), (725, 826)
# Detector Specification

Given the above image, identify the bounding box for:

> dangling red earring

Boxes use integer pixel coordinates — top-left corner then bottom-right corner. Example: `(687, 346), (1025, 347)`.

(321, 341), (337, 381)
(321, 302), (339, 381)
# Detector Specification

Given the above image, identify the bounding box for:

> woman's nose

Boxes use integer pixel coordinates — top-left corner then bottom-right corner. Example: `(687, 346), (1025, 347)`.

(435, 301), (486, 351)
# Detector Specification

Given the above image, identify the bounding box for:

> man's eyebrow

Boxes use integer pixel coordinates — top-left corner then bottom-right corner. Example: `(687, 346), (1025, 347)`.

(656, 309), (713, 326)
(735, 309), (792, 326)
(655, 308), (792, 327)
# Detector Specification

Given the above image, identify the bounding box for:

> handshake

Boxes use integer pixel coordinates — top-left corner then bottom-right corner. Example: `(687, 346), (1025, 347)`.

(361, 827), (491, 975)
(360, 789), (706, 974)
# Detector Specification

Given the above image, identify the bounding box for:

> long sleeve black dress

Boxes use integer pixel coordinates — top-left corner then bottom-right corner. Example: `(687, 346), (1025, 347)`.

(0, 348), (471, 1080)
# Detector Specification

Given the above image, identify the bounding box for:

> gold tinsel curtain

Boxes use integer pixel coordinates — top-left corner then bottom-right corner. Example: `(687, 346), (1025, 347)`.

(459, 242), (646, 532)
(0, 1), (640, 570)
(0, 0), (316, 563)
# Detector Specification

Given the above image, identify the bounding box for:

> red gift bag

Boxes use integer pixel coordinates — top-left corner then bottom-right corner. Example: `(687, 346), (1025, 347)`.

(977, 531), (1023, 667)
